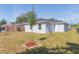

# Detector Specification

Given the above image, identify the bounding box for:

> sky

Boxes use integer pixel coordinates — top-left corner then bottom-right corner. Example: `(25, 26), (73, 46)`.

(0, 4), (79, 24)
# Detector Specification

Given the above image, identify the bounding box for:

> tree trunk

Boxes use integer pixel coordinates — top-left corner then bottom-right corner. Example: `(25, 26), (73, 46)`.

(31, 26), (33, 40)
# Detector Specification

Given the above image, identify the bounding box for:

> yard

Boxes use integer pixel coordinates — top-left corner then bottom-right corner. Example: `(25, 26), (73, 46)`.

(0, 31), (79, 54)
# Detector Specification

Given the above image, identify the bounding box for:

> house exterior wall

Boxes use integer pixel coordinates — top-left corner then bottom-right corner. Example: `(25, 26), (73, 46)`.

(55, 24), (65, 32)
(46, 23), (67, 33)
(51, 24), (55, 32)
(64, 24), (69, 32)
(25, 23), (69, 33)
(46, 23), (55, 33)
(24, 24), (46, 33)
(16, 25), (25, 31)
(5, 23), (17, 32)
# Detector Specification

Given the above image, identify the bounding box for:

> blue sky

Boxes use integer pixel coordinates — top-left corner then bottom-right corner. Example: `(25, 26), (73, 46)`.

(0, 4), (79, 24)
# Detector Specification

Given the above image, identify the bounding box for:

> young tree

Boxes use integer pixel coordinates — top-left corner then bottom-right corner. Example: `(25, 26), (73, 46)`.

(26, 5), (36, 40)
(27, 5), (36, 31)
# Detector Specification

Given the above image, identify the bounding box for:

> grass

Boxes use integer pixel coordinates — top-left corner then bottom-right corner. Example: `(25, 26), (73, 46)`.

(0, 31), (79, 53)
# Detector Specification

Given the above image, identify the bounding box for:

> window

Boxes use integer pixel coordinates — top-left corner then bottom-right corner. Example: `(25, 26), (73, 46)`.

(38, 24), (41, 30)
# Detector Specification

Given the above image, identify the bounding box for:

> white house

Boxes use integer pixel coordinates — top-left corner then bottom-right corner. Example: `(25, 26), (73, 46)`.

(24, 18), (69, 33)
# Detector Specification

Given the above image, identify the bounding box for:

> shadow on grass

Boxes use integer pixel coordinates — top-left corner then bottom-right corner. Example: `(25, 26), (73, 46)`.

(76, 28), (79, 33)
(17, 47), (49, 54)
(3, 33), (12, 36)
(16, 47), (69, 54)
(16, 42), (79, 54)
(67, 42), (79, 53)
(38, 36), (47, 41)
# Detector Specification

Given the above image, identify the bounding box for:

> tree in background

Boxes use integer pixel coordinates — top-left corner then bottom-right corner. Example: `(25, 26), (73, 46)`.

(0, 19), (7, 31)
(16, 14), (28, 23)
(0, 19), (7, 26)
(70, 23), (79, 28)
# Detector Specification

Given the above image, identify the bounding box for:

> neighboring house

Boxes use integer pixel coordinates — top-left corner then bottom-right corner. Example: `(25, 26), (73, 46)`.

(1, 22), (25, 32)
(4, 22), (17, 32)
(16, 23), (25, 31)
(24, 18), (69, 33)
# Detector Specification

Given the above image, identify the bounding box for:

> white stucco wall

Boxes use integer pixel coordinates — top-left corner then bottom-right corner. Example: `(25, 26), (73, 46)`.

(25, 23), (68, 33)
(64, 24), (69, 32)
(46, 23), (55, 33)
(24, 24), (46, 33)
(55, 24), (65, 32)
(52, 24), (55, 32)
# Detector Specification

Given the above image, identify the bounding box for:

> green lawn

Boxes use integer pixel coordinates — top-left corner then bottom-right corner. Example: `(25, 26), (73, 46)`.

(0, 31), (79, 54)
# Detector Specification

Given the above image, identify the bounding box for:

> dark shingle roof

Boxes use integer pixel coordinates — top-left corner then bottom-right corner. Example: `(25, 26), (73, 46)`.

(16, 18), (68, 25)
(36, 18), (63, 22)
(35, 18), (67, 24)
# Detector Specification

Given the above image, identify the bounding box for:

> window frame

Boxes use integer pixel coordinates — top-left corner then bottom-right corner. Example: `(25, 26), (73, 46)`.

(38, 24), (41, 30)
